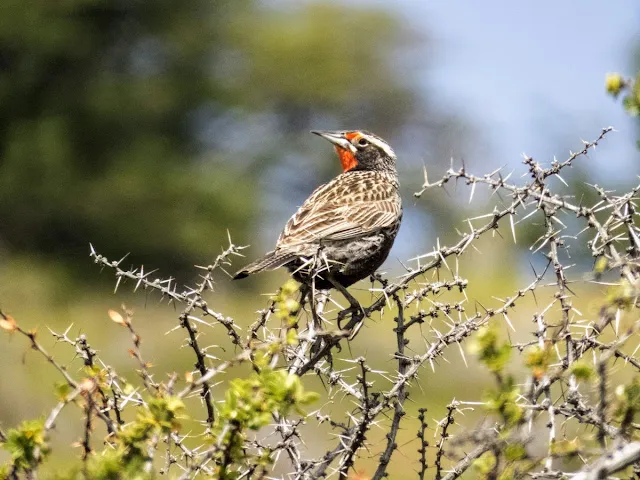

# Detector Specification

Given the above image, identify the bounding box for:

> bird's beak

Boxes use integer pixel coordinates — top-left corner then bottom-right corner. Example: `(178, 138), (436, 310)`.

(310, 130), (355, 152)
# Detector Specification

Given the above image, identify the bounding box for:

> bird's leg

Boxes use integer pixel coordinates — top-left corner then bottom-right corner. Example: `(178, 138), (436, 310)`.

(309, 247), (337, 331)
(326, 275), (365, 334)
(308, 285), (329, 331)
(308, 283), (329, 358)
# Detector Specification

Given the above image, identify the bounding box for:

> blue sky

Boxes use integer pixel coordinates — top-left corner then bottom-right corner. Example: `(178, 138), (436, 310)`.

(401, 0), (639, 178)
(349, 0), (640, 264)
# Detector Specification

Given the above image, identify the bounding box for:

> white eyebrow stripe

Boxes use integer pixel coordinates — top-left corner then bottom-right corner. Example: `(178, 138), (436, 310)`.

(363, 134), (396, 158)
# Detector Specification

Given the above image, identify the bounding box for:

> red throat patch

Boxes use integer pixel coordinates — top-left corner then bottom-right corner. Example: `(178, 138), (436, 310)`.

(335, 146), (358, 172)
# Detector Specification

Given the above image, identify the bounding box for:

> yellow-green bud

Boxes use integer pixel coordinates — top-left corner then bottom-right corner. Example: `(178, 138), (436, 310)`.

(605, 73), (624, 96)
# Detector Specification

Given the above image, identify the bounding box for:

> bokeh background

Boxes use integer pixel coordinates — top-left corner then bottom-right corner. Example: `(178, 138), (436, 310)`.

(0, 0), (638, 476)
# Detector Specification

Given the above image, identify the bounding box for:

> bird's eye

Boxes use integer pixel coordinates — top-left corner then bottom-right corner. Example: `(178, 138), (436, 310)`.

(357, 137), (369, 147)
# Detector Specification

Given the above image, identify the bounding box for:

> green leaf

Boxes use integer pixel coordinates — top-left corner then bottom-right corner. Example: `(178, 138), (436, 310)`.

(504, 443), (526, 461)
(3, 419), (48, 471)
(472, 325), (512, 373)
(569, 361), (594, 381)
(484, 376), (522, 428)
(54, 382), (72, 401)
(473, 451), (496, 475)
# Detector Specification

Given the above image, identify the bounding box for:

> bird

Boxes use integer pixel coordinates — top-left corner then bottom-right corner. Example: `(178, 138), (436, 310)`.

(233, 130), (402, 293)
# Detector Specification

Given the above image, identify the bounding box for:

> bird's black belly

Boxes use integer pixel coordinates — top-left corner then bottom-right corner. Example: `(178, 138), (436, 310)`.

(285, 231), (394, 289)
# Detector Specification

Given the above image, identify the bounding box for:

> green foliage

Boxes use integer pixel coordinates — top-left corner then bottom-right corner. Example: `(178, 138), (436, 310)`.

(120, 396), (184, 449)
(0, 277), (317, 478)
(568, 361), (595, 382)
(606, 72), (640, 116)
(273, 280), (302, 346)
(550, 438), (580, 457)
(83, 395), (185, 479)
(605, 73), (625, 97)
(85, 448), (149, 480)
(52, 377), (308, 480)
(484, 376), (523, 428)
(221, 369), (318, 431)
(471, 326), (523, 429)
(471, 325), (512, 373)
(606, 70), (640, 147)
(34, 365), (315, 478)
(524, 344), (551, 380)
(473, 444), (533, 480)
(53, 382), (73, 401)
(214, 368), (318, 478)
(142, 396), (185, 434)
(1, 419), (48, 473)
(205, 281), (318, 477)
(504, 443), (526, 462)
(0, 464), (9, 479)
(594, 256), (609, 275)
(273, 279), (300, 326)
(606, 279), (639, 310)
(473, 451), (497, 477)
(615, 377), (640, 424)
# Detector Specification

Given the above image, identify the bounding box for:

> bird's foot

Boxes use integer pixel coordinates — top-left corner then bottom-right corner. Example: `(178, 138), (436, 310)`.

(326, 276), (365, 331)
(336, 303), (365, 331)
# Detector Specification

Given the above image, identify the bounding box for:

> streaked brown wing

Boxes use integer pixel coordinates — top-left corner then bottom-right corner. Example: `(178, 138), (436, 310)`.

(276, 172), (400, 248)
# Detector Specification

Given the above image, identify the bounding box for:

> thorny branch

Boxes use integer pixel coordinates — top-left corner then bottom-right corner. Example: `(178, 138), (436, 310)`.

(2, 127), (640, 479)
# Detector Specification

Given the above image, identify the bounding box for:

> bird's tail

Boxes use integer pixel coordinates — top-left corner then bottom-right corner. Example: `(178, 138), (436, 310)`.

(233, 250), (297, 280)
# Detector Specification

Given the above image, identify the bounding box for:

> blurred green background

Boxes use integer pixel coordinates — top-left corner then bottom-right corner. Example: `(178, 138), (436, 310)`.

(0, 0), (638, 477)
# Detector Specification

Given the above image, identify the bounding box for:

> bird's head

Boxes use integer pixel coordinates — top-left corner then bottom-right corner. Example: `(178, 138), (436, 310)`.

(311, 130), (397, 174)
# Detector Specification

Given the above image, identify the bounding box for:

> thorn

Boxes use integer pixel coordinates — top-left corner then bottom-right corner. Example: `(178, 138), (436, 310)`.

(555, 174), (568, 187)
(503, 313), (516, 332)
(457, 341), (468, 367)
(116, 252), (130, 266)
